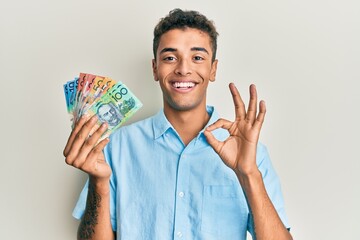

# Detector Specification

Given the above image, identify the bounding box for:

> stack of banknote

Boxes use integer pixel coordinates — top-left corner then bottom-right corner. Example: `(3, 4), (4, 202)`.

(63, 73), (142, 140)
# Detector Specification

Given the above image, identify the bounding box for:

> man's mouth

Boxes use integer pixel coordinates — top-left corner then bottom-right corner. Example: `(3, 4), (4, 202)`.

(172, 82), (196, 89)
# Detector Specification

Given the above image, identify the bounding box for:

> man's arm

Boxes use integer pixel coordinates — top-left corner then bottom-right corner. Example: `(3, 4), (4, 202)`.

(236, 169), (291, 239)
(77, 178), (115, 240)
(204, 83), (292, 240)
(64, 115), (115, 240)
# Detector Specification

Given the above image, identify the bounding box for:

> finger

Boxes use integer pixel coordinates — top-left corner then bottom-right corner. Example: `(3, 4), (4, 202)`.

(76, 123), (108, 163)
(206, 118), (233, 132)
(204, 129), (223, 154)
(246, 84), (258, 123)
(229, 83), (246, 121)
(81, 138), (110, 172)
(253, 100), (266, 130)
(63, 114), (89, 157)
(64, 115), (98, 165)
(87, 137), (110, 160)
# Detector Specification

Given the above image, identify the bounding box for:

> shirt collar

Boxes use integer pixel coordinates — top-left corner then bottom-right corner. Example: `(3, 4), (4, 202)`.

(152, 109), (173, 139)
(152, 106), (219, 140)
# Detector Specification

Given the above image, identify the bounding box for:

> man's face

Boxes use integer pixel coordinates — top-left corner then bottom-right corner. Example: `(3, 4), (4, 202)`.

(152, 28), (218, 112)
(98, 104), (120, 126)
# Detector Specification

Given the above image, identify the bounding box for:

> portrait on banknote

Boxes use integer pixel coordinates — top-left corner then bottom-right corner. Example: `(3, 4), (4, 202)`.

(97, 102), (123, 128)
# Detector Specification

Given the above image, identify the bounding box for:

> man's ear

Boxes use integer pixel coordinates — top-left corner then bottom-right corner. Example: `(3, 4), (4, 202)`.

(152, 59), (159, 81)
(210, 59), (218, 82)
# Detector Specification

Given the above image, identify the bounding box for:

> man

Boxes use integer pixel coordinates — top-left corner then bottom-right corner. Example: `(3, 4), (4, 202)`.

(64, 9), (292, 240)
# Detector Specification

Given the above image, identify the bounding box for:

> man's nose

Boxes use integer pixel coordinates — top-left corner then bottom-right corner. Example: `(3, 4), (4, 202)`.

(175, 59), (192, 76)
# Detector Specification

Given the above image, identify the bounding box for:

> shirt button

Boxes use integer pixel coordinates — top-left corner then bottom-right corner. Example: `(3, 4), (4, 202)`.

(177, 231), (183, 238)
(178, 191), (184, 198)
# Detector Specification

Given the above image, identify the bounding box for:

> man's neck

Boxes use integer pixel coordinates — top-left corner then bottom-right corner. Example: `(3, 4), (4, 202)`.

(164, 105), (210, 146)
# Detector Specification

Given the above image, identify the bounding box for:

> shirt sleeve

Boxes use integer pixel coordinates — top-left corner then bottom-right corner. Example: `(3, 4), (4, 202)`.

(247, 143), (290, 237)
(72, 142), (117, 232)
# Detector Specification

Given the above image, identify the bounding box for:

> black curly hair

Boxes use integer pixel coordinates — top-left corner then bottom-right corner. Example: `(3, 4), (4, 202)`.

(153, 9), (219, 62)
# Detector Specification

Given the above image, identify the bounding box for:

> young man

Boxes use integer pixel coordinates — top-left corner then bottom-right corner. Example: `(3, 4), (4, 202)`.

(64, 9), (292, 240)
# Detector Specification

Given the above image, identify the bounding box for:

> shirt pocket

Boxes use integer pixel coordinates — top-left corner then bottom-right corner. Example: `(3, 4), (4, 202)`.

(201, 185), (248, 238)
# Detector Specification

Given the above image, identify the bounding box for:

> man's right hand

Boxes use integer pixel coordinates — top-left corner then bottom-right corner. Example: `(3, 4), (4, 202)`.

(63, 115), (111, 181)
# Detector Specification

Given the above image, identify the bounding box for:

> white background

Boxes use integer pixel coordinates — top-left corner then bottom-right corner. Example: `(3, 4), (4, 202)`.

(1, 0), (359, 239)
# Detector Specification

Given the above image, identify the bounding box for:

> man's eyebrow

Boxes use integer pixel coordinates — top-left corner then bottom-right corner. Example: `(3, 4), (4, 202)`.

(159, 47), (209, 55)
(160, 48), (177, 54)
(191, 47), (209, 54)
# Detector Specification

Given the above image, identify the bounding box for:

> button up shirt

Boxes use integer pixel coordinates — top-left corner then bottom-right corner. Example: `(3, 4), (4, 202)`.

(73, 106), (289, 240)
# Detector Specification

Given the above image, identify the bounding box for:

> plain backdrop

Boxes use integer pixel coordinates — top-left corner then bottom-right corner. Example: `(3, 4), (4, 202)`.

(1, 0), (359, 239)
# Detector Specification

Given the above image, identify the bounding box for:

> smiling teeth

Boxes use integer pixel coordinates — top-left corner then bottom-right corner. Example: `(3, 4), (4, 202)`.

(173, 82), (195, 88)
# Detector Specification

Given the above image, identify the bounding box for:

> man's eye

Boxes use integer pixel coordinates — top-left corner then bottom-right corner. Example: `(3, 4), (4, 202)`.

(163, 56), (176, 61)
(194, 56), (204, 61)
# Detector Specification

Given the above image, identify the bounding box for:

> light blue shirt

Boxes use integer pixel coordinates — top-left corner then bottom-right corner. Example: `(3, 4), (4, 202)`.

(73, 106), (289, 240)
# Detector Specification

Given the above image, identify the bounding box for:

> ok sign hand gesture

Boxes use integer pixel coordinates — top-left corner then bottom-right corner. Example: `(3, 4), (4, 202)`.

(204, 83), (266, 176)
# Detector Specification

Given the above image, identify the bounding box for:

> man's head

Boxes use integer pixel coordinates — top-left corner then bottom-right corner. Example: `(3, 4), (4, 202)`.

(152, 9), (219, 113)
(153, 9), (219, 63)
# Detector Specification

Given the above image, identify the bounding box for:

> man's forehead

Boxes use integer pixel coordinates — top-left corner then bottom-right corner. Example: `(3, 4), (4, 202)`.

(158, 28), (212, 50)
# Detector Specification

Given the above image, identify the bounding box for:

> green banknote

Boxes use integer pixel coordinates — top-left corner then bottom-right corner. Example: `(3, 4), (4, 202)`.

(86, 81), (142, 139)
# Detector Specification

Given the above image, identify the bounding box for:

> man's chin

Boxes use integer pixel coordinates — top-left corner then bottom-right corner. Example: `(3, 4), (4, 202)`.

(169, 102), (202, 112)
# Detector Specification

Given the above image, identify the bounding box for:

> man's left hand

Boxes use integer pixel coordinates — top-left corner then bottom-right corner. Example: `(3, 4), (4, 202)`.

(204, 83), (266, 176)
